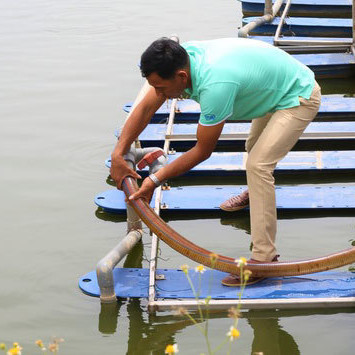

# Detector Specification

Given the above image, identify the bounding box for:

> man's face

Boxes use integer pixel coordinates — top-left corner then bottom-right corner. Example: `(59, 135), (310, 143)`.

(147, 71), (188, 99)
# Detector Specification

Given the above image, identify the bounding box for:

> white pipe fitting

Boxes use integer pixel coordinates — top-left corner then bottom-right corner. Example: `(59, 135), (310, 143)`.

(97, 229), (143, 303)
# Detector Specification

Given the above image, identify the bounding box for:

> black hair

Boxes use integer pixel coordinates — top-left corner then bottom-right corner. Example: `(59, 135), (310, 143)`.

(140, 37), (189, 79)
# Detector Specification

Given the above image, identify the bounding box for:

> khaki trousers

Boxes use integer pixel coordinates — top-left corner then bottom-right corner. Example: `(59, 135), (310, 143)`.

(245, 82), (321, 261)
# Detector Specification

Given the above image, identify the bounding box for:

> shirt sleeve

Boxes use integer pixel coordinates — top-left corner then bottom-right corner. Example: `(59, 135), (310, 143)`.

(198, 82), (240, 126)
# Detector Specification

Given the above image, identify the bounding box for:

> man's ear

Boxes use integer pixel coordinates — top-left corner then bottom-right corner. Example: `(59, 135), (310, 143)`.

(176, 69), (188, 80)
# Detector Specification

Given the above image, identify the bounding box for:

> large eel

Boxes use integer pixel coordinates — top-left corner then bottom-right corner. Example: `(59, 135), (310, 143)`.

(122, 176), (355, 277)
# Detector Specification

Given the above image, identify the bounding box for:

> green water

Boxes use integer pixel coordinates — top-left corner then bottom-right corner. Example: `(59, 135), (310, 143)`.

(1, 0), (354, 354)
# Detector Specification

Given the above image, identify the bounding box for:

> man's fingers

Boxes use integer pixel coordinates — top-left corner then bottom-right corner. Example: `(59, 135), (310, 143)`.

(129, 192), (142, 201)
(128, 194), (136, 201)
(117, 172), (142, 190)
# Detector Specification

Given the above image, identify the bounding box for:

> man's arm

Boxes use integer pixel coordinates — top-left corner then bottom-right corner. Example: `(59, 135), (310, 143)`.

(110, 86), (166, 189)
(129, 121), (225, 201)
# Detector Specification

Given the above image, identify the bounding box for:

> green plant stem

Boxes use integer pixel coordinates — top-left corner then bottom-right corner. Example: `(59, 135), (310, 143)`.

(185, 272), (204, 322)
(184, 312), (205, 334)
(212, 336), (230, 354)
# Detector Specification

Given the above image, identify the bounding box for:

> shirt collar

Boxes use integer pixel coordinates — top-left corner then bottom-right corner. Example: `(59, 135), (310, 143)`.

(184, 53), (197, 99)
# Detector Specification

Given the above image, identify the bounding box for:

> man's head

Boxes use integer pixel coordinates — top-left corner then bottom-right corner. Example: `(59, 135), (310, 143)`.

(140, 38), (190, 98)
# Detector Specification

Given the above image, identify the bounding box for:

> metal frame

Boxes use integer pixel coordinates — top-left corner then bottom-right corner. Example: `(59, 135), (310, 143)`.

(239, 0), (355, 55)
(272, 0), (355, 54)
(149, 297), (355, 312)
(164, 131), (355, 141)
(148, 98), (178, 305)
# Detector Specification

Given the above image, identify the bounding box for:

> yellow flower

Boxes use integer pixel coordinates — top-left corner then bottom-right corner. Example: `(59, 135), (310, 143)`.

(194, 264), (205, 274)
(235, 257), (247, 267)
(227, 326), (240, 341)
(180, 264), (189, 274)
(35, 340), (44, 348)
(0, 343), (6, 350)
(165, 343), (179, 354)
(6, 347), (22, 355)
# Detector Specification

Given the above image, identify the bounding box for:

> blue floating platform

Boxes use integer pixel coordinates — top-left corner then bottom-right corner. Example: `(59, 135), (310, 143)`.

(293, 52), (355, 79)
(115, 121), (355, 150)
(95, 185), (355, 214)
(248, 38), (355, 79)
(123, 95), (355, 123)
(243, 17), (353, 38)
(79, 269), (355, 300)
(106, 150), (355, 177)
(254, 35), (353, 45)
(241, 0), (352, 18)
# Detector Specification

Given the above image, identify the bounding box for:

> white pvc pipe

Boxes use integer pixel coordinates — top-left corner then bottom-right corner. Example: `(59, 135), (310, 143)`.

(264, 0), (272, 15)
(97, 230), (143, 303)
(274, 0), (292, 43)
(238, 0), (285, 38)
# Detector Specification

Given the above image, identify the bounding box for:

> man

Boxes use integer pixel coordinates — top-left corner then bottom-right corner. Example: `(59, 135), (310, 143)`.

(110, 37), (321, 286)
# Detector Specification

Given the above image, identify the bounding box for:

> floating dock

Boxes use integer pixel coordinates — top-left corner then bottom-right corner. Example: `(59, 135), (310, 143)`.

(243, 17), (353, 37)
(106, 150), (355, 177)
(123, 96), (355, 123)
(95, 185), (355, 214)
(116, 121), (355, 150)
(241, 0), (353, 18)
(79, 269), (355, 310)
(80, 6), (355, 310)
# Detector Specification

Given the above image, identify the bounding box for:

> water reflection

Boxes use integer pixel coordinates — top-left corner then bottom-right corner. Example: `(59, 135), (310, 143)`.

(248, 311), (300, 355)
(98, 299), (353, 354)
(95, 206), (355, 225)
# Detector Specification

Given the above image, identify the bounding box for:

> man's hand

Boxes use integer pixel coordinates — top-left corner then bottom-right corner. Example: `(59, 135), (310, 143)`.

(110, 154), (141, 190)
(128, 176), (156, 203)
(109, 85), (166, 189)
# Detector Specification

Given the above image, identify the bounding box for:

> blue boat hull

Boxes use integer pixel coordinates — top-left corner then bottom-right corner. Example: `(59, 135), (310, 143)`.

(243, 17), (353, 38)
(241, 0), (352, 18)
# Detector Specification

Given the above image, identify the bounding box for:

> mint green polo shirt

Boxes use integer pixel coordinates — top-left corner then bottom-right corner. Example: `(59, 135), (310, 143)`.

(182, 38), (315, 126)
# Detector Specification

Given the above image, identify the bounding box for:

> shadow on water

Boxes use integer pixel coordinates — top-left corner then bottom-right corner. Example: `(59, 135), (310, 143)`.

(98, 297), (355, 355)
(95, 207), (355, 226)
(317, 78), (355, 95)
